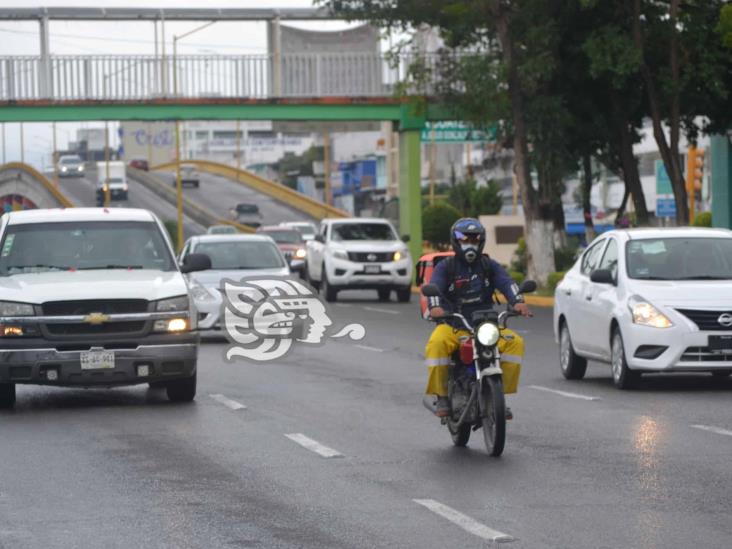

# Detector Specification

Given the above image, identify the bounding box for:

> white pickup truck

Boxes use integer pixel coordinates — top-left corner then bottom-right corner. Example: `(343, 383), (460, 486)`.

(305, 217), (413, 303)
(0, 208), (211, 409)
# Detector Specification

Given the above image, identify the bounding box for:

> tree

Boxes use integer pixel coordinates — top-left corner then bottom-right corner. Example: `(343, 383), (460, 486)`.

(422, 202), (462, 249)
(447, 179), (503, 218)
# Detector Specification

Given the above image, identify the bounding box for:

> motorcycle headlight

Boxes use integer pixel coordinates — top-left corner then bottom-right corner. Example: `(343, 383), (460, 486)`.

(0, 301), (35, 316)
(190, 283), (216, 302)
(628, 295), (672, 328)
(476, 322), (500, 346)
(155, 295), (189, 312)
(332, 249), (348, 261)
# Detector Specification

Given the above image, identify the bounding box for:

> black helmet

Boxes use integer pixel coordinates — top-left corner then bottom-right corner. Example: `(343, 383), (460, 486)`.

(450, 217), (485, 263)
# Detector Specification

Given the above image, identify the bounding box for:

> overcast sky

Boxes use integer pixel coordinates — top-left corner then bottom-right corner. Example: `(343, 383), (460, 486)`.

(0, 1), (361, 168)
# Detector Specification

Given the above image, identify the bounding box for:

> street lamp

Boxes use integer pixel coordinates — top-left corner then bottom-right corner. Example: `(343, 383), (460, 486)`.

(172, 20), (216, 251)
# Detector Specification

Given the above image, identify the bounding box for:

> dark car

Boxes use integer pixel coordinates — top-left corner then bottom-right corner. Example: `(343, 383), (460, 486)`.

(230, 202), (262, 228)
(128, 158), (149, 171)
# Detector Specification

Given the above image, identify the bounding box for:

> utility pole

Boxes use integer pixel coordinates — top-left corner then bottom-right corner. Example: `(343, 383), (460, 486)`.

(323, 131), (332, 206)
(20, 123), (25, 164)
(429, 126), (436, 205)
(236, 119), (241, 180)
(104, 122), (111, 207)
(52, 122), (58, 187)
(1, 123), (5, 165)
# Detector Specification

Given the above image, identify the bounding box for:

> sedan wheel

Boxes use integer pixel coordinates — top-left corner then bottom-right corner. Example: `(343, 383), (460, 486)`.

(559, 322), (587, 380)
(611, 329), (640, 390)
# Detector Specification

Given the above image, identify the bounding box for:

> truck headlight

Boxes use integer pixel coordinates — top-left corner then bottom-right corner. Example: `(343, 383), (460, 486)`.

(332, 249), (348, 261)
(155, 296), (189, 312)
(628, 295), (672, 328)
(393, 249), (409, 261)
(0, 301), (35, 316)
(476, 322), (500, 346)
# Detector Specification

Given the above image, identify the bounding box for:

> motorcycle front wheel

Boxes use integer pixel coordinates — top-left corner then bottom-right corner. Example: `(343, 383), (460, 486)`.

(481, 376), (506, 457)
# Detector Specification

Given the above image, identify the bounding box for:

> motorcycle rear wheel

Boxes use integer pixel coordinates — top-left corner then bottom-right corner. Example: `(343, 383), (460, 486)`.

(481, 376), (506, 457)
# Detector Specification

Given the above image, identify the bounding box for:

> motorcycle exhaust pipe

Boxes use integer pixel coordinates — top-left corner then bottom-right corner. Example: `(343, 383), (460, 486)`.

(422, 395), (438, 414)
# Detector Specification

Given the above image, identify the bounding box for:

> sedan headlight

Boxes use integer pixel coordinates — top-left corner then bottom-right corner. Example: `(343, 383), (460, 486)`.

(295, 248), (307, 259)
(476, 322), (500, 346)
(155, 295), (189, 312)
(628, 295), (672, 328)
(0, 301), (34, 316)
(190, 283), (216, 302)
(331, 249), (348, 261)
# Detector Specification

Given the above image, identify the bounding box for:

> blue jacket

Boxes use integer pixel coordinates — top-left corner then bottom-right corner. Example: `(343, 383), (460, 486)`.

(427, 255), (522, 326)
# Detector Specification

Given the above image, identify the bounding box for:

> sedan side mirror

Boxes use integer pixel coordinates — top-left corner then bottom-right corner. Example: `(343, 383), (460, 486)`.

(590, 269), (615, 285)
(180, 253), (211, 274)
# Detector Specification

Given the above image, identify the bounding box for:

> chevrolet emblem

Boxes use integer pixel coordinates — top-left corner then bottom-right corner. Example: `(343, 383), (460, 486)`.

(84, 312), (110, 325)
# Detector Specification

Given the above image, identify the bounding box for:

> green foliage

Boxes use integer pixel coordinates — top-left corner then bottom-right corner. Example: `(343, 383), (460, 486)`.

(547, 271), (567, 292)
(720, 4), (732, 48)
(422, 202), (462, 249)
(693, 212), (713, 227)
(510, 238), (527, 275)
(447, 179), (503, 218)
(554, 238), (581, 272)
(163, 220), (178, 251)
(275, 146), (324, 190)
(508, 270), (525, 285)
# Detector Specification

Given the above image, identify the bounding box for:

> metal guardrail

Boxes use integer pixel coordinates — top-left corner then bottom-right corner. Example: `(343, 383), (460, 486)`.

(0, 53), (439, 101)
(152, 160), (351, 221)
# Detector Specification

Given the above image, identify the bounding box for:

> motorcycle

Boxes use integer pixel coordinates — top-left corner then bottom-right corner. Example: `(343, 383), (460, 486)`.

(421, 280), (536, 456)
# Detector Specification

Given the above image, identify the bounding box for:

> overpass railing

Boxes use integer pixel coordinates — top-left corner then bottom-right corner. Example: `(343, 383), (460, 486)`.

(0, 53), (440, 101)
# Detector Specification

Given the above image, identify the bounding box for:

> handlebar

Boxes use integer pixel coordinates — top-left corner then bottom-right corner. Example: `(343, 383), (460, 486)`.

(430, 308), (522, 331)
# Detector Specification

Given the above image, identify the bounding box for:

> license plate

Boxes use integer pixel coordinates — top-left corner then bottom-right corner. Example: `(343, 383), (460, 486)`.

(708, 335), (732, 354)
(80, 350), (115, 370)
(364, 264), (381, 274)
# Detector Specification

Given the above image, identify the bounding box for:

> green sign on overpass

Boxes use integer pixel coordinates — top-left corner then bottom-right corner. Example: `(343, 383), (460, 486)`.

(420, 121), (497, 143)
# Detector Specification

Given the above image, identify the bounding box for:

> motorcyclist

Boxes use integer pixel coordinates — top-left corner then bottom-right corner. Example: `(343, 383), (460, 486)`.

(424, 217), (531, 419)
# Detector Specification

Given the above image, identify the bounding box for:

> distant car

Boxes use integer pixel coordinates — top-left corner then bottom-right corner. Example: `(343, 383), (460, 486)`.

(230, 202), (262, 228)
(128, 158), (149, 171)
(57, 154), (85, 178)
(171, 164), (200, 188)
(179, 234), (290, 338)
(279, 221), (318, 242)
(256, 225), (307, 276)
(554, 227), (732, 389)
(207, 225), (238, 235)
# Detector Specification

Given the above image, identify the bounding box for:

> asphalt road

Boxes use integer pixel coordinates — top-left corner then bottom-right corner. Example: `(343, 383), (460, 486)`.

(155, 170), (314, 226)
(56, 171), (205, 240)
(2, 295), (731, 548)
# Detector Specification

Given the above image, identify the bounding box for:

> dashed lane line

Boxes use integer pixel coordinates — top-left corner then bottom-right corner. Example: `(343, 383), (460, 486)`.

(354, 344), (385, 353)
(363, 306), (400, 315)
(413, 499), (515, 543)
(284, 433), (344, 458)
(691, 424), (732, 438)
(528, 385), (600, 401)
(209, 394), (247, 410)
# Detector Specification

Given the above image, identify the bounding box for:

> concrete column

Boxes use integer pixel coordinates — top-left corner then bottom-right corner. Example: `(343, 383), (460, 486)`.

(39, 15), (51, 99)
(268, 16), (282, 97)
(399, 129), (423, 262)
(711, 134), (732, 228)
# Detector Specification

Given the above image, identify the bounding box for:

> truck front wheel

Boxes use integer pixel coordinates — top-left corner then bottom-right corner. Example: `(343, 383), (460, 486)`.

(166, 374), (197, 403)
(0, 383), (16, 409)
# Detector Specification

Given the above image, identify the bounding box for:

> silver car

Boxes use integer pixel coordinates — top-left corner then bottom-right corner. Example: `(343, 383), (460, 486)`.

(179, 234), (290, 339)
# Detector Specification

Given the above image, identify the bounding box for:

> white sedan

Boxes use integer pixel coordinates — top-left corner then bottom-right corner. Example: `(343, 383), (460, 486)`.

(554, 227), (732, 389)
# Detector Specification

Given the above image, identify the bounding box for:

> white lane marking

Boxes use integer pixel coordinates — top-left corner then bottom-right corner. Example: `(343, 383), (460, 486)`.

(528, 385), (600, 401)
(691, 424), (732, 438)
(363, 306), (399, 315)
(413, 499), (514, 543)
(355, 344), (384, 353)
(334, 303), (353, 308)
(209, 394), (247, 410)
(285, 433), (344, 458)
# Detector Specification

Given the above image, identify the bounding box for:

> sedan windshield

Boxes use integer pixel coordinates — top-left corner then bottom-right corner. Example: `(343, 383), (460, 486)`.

(0, 221), (175, 275)
(626, 237), (732, 280)
(291, 224), (315, 236)
(331, 223), (396, 241)
(193, 241), (285, 270)
(259, 230), (303, 244)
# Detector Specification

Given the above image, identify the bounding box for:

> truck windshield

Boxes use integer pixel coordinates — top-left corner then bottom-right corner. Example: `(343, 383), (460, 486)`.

(331, 223), (396, 241)
(0, 221), (175, 275)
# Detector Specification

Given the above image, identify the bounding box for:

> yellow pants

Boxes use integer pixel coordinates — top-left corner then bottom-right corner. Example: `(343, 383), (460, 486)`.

(425, 324), (524, 397)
